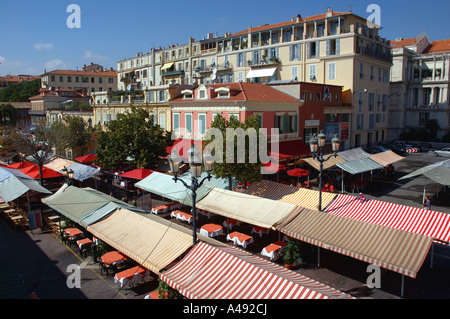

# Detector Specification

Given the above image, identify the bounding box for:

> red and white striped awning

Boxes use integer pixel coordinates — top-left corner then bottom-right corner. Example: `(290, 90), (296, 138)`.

(325, 194), (450, 244)
(159, 242), (354, 299)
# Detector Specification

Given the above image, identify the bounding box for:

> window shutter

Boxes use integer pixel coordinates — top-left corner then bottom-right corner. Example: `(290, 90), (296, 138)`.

(306, 42), (311, 59)
(315, 41), (320, 58)
(326, 40), (330, 56)
(335, 38), (340, 55)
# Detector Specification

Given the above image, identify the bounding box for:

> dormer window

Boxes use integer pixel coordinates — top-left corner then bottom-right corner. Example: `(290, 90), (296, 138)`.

(215, 87), (230, 99)
(197, 84), (208, 100)
(181, 89), (193, 99)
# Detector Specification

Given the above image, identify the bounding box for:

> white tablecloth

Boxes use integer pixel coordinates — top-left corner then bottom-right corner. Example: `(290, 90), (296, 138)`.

(226, 232), (254, 249)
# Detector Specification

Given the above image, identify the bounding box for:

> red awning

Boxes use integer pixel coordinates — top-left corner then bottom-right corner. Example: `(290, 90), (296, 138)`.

(7, 161), (35, 169)
(20, 164), (63, 179)
(74, 154), (96, 163)
(166, 139), (205, 160)
(159, 242), (354, 299)
(326, 194), (450, 244)
(269, 140), (311, 160)
(118, 168), (153, 180)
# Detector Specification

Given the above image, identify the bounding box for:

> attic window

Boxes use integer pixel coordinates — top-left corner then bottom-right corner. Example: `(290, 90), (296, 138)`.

(215, 87), (230, 98)
(181, 89), (193, 99)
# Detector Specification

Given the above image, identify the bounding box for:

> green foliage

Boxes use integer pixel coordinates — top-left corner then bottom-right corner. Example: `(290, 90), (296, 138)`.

(283, 240), (302, 265)
(0, 79), (41, 102)
(0, 103), (19, 126)
(95, 106), (170, 170)
(157, 279), (183, 299)
(205, 113), (262, 190)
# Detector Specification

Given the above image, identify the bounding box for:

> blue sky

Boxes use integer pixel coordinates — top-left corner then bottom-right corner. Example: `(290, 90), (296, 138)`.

(0, 0), (449, 76)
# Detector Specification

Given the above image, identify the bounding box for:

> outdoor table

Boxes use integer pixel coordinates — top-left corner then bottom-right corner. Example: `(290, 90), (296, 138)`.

(165, 202), (181, 209)
(48, 215), (60, 221)
(226, 231), (254, 249)
(151, 205), (169, 214)
(101, 251), (128, 266)
(4, 209), (15, 215)
(65, 228), (84, 239)
(251, 226), (269, 237)
(114, 266), (149, 288)
(0, 203), (10, 209)
(200, 224), (223, 237)
(171, 210), (195, 223)
(77, 238), (92, 250)
(120, 180), (130, 187)
(261, 241), (286, 260)
(223, 219), (240, 230)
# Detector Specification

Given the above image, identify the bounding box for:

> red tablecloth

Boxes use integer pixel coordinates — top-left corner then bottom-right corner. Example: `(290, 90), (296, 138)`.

(114, 266), (149, 287)
(77, 238), (92, 249)
(223, 218), (240, 230)
(101, 251), (128, 265)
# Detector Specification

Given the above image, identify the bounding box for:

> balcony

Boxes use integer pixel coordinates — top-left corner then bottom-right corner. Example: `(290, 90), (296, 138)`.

(248, 57), (280, 68)
(162, 69), (185, 77)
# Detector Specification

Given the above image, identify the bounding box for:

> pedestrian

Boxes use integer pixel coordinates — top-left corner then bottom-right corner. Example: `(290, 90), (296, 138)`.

(121, 195), (128, 203)
(132, 196), (137, 206)
(422, 196), (431, 210)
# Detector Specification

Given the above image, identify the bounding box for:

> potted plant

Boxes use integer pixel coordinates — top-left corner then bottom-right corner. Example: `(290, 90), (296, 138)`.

(283, 240), (302, 269)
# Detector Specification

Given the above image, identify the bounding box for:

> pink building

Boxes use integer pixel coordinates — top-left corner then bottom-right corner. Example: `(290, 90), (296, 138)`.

(169, 82), (303, 159)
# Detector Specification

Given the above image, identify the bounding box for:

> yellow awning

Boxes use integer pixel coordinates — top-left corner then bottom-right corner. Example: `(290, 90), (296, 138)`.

(87, 209), (193, 274)
(161, 62), (174, 71)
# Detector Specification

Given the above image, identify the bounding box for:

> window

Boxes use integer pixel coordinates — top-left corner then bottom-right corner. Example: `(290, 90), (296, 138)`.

(310, 92), (315, 102)
(419, 112), (429, 125)
(289, 44), (301, 61)
(357, 114), (364, 130)
(326, 39), (340, 56)
(91, 77), (95, 83)
(304, 127), (318, 143)
(238, 71), (243, 82)
(370, 66), (375, 80)
(173, 113), (180, 131)
(369, 93), (374, 111)
(382, 94), (387, 111)
(185, 114), (193, 133)
(75, 77), (79, 83)
(307, 41), (319, 59)
(360, 63), (364, 79)
(291, 66), (298, 81)
(274, 114), (297, 134)
(198, 114), (206, 134)
(328, 62), (336, 80)
(59, 76), (63, 82)
(423, 88), (431, 105)
(237, 53), (245, 67)
(159, 113), (166, 130)
(309, 64), (316, 81)
(256, 114), (263, 128)
(51, 75), (55, 82)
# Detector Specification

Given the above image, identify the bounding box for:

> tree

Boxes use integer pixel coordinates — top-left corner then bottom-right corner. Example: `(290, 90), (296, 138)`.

(426, 119), (440, 140)
(0, 103), (19, 126)
(95, 106), (170, 170)
(10, 124), (54, 186)
(205, 114), (262, 190)
(0, 79), (41, 102)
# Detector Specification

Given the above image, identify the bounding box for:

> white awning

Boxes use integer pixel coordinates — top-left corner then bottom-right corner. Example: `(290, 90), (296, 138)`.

(246, 67), (277, 78)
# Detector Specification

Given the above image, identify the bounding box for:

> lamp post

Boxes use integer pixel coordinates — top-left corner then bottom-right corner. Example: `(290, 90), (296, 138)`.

(310, 132), (340, 212)
(62, 166), (74, 186)
(168, 143), (214, 247)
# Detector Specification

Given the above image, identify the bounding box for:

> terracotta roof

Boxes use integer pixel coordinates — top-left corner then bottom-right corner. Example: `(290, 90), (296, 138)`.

(390, 37), (417, 48)
(424, 39), (450, 54)
(230, 11), (351, 37)
(172, 82), (299, 103)
(43, 69), (117, 76)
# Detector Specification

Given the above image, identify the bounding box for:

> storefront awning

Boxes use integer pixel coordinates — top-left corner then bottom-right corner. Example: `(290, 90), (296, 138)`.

(246, 67), (277, 78)
(87, 209), (194, 274)
(159, 242), (354, 299)
(196, 187), (303, 229)
(326, 194), (450, 244)
(337, 147), (370, 161)
(244, 180), (336, 211)
(300, 155), (346, 171)
(0, 167), (51, 203)
(336, 158), (383, 175)
(277, 209), (433, 278)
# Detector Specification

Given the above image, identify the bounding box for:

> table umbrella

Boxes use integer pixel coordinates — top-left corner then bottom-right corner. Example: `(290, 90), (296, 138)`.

(287, 168), (309, 177)
(74, 154), (96, 163)
(7, 160), (35, 170)
(118, 168), (154, 180)
(20, 164), (63, 179)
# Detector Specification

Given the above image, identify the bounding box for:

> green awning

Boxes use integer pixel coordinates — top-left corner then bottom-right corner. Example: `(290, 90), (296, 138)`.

(135, 171), (236, 206)
(336, 158), (383, 175)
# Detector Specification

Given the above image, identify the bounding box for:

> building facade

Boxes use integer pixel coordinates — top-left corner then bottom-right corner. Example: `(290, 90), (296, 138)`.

(41, 66), (117, 96)
(389, 33), (450, 140)
(117, 8), (392, 149)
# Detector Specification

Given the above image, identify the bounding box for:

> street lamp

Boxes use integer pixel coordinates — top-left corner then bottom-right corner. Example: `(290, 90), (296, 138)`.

(62, 166), (74, 186)
(168, 143), (214, 246)
(310, 132), (340, 212)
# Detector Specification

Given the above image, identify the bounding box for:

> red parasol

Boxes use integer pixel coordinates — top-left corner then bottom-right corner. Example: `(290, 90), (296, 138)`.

(74, 154), (96, 163)
(118, 168), (154, 180)
(287, 168), (309, 177)
(20, 164), (63, 179)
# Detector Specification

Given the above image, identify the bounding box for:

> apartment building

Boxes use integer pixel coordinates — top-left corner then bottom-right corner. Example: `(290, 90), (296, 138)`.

(389, 32), (450, 140)
(117, 8), (392, 149)
(41, 66), (117, 96)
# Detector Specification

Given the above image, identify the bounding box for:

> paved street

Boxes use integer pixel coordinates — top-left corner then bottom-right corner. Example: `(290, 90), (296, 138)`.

(1, 151), (450, 299)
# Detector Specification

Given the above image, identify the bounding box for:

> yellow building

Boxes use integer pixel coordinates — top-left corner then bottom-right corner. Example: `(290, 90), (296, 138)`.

(117, 8), (392, 148)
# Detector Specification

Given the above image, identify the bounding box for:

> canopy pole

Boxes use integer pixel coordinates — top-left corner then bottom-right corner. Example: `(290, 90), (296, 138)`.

(341, 170), (344, 194)
(317, 247), (320, 267)
(401, 275), (404, 298)
(423, 185), (426, 205)
(430, 242), (434, 268)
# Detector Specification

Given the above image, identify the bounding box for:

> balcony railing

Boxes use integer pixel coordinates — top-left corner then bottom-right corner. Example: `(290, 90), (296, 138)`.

(162, 70), (185, 77)
(248, 58), (280, 67)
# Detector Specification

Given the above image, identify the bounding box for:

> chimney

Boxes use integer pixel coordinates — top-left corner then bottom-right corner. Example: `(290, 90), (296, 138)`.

(296, 14), (302, 22)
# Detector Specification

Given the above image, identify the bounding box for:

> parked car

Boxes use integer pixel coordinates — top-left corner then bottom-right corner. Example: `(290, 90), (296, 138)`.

(416, 142), (434, 152)
(383, 142), (406, 155)
(366, 146), (389, 154)
(433, 148), (450, 157)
